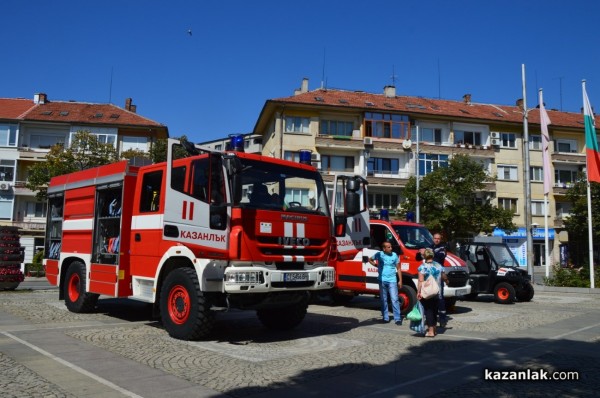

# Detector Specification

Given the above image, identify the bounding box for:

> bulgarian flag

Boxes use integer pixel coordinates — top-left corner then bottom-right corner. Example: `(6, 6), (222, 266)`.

(583, 81), (600, 183)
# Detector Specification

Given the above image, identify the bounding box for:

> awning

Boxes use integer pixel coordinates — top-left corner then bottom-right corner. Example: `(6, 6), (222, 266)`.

(492, 227), (555, 240)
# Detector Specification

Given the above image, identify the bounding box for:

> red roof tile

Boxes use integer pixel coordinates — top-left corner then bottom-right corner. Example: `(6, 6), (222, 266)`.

(270, 89), (590, 130)
(0, 97), (166, 130)
(0, 98), (36, 119)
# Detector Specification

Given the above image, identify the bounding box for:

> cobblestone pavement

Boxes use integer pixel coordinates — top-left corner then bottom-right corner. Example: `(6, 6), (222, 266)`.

(1, 289), (599, 397)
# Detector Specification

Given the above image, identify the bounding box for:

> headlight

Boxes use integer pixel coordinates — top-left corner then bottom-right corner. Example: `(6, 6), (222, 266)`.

(321, 269), (335, 283)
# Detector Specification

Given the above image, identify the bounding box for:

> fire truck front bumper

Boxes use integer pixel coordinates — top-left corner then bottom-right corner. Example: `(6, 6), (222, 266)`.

(223, 266), (335, 293)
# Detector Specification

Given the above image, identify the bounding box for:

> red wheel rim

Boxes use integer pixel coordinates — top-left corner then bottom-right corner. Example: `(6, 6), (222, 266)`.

(168, 285), (190, 325)
(398, 292), (409, 311)
(498, 287), (509, 300)
(68, 273), (80, 302)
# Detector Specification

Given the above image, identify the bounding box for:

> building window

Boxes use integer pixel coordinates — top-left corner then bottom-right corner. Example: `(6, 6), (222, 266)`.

(421, 128), (442, 144)
(556, 202), (572, 218)
(529, 135), (542, 150)
(321, 155), (354, 172)
(497, 165), (518, 181)
(418, 153), (448, 176)
(455, 130), (481, 146)
(284, 151), (301, 162)
(0, 160), (15, 182)
(214, 144), (222, 151)
(0, 124), (17, 147)
(554, 169), (578, 187)
(122, 136), (148, 152)
(555, 139), (577, 153)
(368, 193), (400, 209)
(30, 134), (65, 149)
(501, 133), (517, 148)
(320, 120), (353, 136)
(530, 166), (544, 182)
(25, 201), (47, 218)
(95, 134), (116, 145)
(285, 116), (310, 133)
(531, 200), (546, 216)
(498, 198), (518, 213)
(364, 112), (410, 139)
(368, 157), (399, 176)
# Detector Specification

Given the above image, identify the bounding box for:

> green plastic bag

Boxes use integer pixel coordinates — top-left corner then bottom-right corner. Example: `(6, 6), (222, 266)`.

(407, 305), (422, 322)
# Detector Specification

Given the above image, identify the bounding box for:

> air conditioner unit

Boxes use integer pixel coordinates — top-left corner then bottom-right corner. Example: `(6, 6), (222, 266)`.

(363, 137), (373, 145)
(490, 131), (500, 139)
(0, 182), (10, 191)
(491, 138), (501, 146)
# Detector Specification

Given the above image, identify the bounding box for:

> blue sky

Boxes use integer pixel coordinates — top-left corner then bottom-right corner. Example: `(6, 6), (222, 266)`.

(3, 1), (600, 143)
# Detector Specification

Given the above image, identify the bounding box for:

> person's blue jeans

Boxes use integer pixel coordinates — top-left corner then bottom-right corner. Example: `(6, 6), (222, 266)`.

(380, 280), (401, 322)
(438, 282), (447, 325)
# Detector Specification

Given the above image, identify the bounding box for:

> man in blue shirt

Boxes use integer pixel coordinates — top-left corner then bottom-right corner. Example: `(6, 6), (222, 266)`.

(369, 241), (402, 325)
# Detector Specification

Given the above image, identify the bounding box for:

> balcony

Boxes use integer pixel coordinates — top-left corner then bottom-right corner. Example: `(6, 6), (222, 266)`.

(551, 152), (585, 164)
(6, 220), (46, 233)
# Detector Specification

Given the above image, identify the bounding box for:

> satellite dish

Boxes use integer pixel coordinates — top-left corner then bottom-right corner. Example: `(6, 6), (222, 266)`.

(402, 140), (412, 149)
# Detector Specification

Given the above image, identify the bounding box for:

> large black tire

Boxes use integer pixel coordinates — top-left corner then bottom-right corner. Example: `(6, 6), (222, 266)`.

(257, 301), (308, 331)
(0, 282), (20, 291)
(64, 261), (99, 313)
(398, 285), (417, 315)
(331, 290), (355, 305)
(494, 282), (516, 304)
(516, 282), (534, 302)
(160, 267), (214, 340)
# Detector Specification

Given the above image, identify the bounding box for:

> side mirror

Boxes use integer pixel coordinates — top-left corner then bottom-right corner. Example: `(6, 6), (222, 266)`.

(224, 156), (243, 203)
(345, 191), (360, 215)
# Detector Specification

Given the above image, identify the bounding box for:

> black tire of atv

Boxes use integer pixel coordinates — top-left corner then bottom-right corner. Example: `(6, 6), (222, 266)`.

(494, 282), (516, 304)
(160, 267), (214, 340)
(64, 261), (99, 313)
(257, 301), (308, 331)
(516, 282), (535, 302)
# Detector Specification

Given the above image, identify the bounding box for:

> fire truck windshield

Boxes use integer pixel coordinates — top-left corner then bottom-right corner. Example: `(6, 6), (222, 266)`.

(393, 225), (434, 249)
(237, 159), (330, 217)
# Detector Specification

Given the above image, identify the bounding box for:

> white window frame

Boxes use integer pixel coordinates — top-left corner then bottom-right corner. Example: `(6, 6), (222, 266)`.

(0, 124), (18, 147)
(497, 165), (518, 181)
(0, 160), (16, 182)
(501, 133), (517, 148)
(555, 139), (577, 153)
(121, 136), (148, 152)
(284, 116), (310, 134)
(530, 166), (543, 182)
(498, 198), (518, 213)
(531, 200), (546, 216)
(529, 135), (542, 150)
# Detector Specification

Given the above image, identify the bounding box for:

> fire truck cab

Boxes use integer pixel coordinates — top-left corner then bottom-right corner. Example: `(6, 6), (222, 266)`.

(44, 138), (349, 340)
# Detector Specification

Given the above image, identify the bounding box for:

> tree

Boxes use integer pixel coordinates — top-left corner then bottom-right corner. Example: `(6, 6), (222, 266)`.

(402, 154), (516, 244)
(563, 175), (600, 266)
(26, 131), (118, 200)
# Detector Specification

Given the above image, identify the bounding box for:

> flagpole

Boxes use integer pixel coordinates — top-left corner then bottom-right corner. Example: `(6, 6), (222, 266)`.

(583, 80), (596, 289)
(539, 89), (551, 278)
(522, 64), (534, 280)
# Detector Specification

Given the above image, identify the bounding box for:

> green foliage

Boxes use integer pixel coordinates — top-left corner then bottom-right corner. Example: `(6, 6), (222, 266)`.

(32, 249), (44, 267)
(26, 131), (118, 200)
(403, 154), (516, 242)
(544, 264), (598, 288)
(563, 177), (600, 266)
(147, 135), (191, 163)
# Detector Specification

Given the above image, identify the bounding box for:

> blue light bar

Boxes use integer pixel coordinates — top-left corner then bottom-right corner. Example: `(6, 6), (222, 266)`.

(299, 149), (312, 165)
(229, 134), (245, 152)
(380, 209), (389, 221)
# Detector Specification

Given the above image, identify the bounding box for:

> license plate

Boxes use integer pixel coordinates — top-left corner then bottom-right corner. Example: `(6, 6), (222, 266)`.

(284, 272), (309, 282)
(456, 289), (468, 296)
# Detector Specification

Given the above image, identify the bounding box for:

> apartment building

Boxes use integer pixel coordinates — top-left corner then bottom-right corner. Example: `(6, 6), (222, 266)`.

(0, 93), (168, 265)
(252, 78), (592, 267)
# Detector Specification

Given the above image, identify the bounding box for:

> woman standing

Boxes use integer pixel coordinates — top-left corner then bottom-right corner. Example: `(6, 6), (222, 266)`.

(417, 248), (448, 337)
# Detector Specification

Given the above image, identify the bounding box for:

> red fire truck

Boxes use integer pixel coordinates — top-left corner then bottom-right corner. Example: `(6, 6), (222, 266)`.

(331, 219), (471, 314)
(44, 137), (361, 340)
